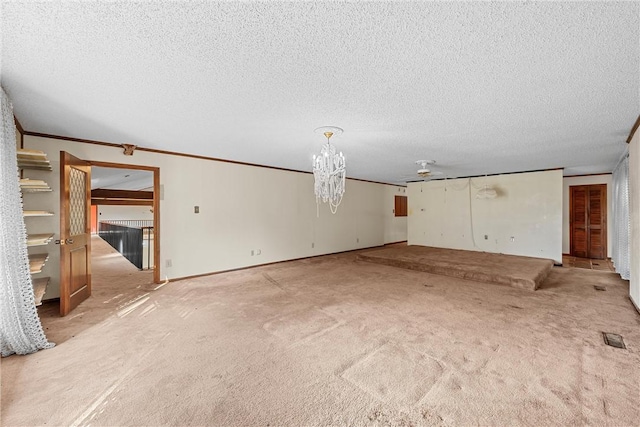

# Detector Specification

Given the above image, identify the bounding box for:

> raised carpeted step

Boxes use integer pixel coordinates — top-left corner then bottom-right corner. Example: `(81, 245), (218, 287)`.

(358, 246), (554, 290)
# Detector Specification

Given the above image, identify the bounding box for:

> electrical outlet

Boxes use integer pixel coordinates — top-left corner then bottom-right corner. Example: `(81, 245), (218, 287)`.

(311, 242), (314, 248)
(251, 250), (254, 256)
(194, 206), (199, 213)
(510, 236), (515, 242)
(357, 238), (359, 243)
(165, 259), (172, 267)
(484, 235), (488, 240)
(257, 249), (261, 255)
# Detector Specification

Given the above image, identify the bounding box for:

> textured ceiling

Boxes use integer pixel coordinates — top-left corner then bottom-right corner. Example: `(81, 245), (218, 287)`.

(91, 167), (153, 191)
(1, 2), (638, 184)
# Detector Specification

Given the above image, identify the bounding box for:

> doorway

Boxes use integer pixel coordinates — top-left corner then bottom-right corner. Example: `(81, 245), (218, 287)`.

(569, 184), (607, 259)
(89, 161), (160, 284)
(58, 154), (160, 316)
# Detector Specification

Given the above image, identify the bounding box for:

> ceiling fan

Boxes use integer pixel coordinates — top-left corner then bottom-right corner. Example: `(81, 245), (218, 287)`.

(402, 160), (444, 182)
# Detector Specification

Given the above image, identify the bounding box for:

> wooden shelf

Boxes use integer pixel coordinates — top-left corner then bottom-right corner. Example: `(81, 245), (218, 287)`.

(17, 149), (52, 171)
(27, 233), (54, 247)
(32, 277), (50, 306)
(21, 188), (53, 193)
(18, 164), (53, 171)
(20, 178), (52, 192)
(17, 149), (48, 159)
(29, 253), (49, 274)
(23, 210), (54, 217)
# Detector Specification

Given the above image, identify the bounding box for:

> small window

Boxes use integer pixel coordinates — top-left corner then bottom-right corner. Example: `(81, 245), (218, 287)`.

(394, 195), (407, 217)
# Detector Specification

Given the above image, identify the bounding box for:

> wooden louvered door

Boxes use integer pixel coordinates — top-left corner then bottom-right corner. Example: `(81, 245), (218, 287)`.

(570, 184), (606, 259)
(587, 185), (606, 259)
(570, 186), (588, 258)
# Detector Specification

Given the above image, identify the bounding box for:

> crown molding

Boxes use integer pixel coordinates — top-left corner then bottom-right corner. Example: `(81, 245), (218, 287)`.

(627, 114), (640, 144)
(22, 130), (405, 187)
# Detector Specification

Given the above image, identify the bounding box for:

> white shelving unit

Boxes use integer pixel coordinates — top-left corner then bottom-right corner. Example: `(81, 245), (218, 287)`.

(19, 149), (53, 306)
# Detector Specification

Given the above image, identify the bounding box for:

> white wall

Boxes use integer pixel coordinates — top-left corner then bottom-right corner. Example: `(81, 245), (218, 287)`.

(629, 131), (640, 311)
(562, 174), (612, 257)
(407, 170), (563, 263)
(23, 135), (406, 299)
(97, 205), (154, 222)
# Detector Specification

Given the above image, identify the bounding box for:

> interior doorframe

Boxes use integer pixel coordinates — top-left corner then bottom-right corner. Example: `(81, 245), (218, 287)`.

(89, 160), (161, 284)
(569, 183), (607, 259)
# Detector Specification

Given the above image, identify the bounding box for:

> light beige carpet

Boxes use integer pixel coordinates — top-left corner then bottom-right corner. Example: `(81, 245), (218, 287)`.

(1, 240), (639, 426)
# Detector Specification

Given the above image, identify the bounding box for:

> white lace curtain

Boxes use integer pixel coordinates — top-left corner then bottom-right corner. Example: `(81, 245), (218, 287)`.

(0, 87), (54, 356)
(612, 153), (630, 280)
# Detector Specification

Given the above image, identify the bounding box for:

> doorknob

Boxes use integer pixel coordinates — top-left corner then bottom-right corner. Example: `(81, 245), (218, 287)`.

(65, 238), (74, 245)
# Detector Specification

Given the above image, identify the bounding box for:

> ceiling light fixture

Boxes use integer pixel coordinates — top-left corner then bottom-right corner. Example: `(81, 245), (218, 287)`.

(416, 160), (437, 177)
(312, 126), (346, 214)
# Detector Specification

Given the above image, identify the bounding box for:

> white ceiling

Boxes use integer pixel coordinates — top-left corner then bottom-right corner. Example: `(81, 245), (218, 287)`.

(91, 167), (153, 191)
(2, 2), (638, 184)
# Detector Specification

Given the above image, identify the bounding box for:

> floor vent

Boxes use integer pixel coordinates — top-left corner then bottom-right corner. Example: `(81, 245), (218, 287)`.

(594, 286), (607, 291)
(603, 332), (626, 349)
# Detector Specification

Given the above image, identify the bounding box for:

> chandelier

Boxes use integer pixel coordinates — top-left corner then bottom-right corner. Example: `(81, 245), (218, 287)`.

(312, 126), (346, 214)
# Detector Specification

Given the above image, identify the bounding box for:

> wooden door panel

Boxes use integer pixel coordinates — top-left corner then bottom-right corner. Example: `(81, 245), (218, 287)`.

(394, 195), (407, 217)
(570, 184), (607, 260)
(573, 229), (587, 258)
(70, 247), (88, 293)
(69, 247), (90, 310)
(60, 152), (92, 316)
(589, 229), (603, 259)
(570, 187), (588, 257)
(589, 192), (602, 225)
(572, 189), (586, 221)
(587, 185), (606, 259)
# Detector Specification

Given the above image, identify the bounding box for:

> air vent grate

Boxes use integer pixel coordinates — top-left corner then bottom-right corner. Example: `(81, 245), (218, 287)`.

(603, 332), (626, 349)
